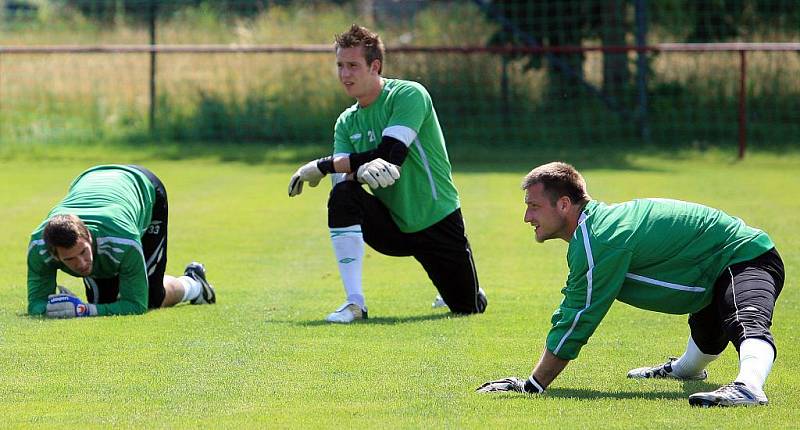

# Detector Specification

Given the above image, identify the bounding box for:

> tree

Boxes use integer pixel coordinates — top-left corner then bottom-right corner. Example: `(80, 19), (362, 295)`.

(483, 0), (633, 100)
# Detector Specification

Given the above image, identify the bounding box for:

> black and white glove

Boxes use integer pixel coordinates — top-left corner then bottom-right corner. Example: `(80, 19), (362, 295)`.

(475, 375), (545, 394)
(288, 157), (334, 197)
(356, 158), (400, 189)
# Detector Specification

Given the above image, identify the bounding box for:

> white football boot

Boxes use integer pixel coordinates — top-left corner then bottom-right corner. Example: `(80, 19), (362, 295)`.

(325, 302), (367, 323)
(627, 357), (707, 380)
(688, 382), (768, 407)
(185, 262), (216, 305)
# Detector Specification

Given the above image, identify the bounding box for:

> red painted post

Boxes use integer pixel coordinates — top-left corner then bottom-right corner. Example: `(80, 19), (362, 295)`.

(738, 50), (747, 159)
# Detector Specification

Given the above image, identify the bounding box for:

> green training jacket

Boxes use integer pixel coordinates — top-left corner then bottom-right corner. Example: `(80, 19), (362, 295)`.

(333, 78), (460, 233)
(27, 165), (155, 316)
(548, 198), (774, 360)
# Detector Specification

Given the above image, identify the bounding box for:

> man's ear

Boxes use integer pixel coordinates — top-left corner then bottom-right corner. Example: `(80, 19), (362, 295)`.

(558, 196), (571, 212)
(370, 59), (382, 75)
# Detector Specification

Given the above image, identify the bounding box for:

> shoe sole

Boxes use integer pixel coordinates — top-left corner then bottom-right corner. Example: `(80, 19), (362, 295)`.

(688, 395), (768, 407)
(325, 309), (367, 323)
(627, 366), (707, 381)
(325, 315), (365, 323)
(627, 373), (707, 381)
(186, 265), (216, 305)
(198, 276), (216, 304)
(198, 283), (216, 304)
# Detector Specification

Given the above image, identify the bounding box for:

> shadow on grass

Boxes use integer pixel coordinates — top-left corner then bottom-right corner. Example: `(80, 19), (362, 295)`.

(5, 138), (799, 173)
(544, 380), (719, 401)
(153, 141), (664, 172)
(119, 139), (800, 172)
(28, 140), (670, 172)
(287, 312), (457, 327)
(483, 380), (719, 402)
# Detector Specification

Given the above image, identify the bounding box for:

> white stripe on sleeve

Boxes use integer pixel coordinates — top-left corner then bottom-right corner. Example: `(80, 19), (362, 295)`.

(554, 213), (593, 355)
(383, 125), (417, 147)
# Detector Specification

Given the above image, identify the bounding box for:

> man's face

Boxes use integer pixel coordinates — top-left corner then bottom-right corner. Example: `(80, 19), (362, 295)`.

(524, 183), (569, 243)
(56, 237), (93, 276)
(336, 46), (380, 100)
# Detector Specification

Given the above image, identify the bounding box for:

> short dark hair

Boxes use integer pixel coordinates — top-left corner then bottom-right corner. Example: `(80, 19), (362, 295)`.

(335, 24), (385, 74)
(43, 214), (90, 256)
(521, 162), (590, 205)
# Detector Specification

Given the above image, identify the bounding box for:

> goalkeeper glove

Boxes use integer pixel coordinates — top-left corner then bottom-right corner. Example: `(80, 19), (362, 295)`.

(356, 158), (400, 189)
(46, 294), (97, 318)
(475, 375), (545, 394)
(288, 157), (333, 197)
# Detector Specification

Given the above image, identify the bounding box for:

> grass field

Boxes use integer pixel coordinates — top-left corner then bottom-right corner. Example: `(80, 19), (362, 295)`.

(0, 143), (798, 428)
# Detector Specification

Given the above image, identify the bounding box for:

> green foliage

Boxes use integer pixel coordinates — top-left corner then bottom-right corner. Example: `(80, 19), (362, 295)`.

(651, 0), (800, 41)
(481, 0), (597, 98)
(153, 88), (281, 142)
(55, 0), (295, 24)
(1, 146), (799, 426)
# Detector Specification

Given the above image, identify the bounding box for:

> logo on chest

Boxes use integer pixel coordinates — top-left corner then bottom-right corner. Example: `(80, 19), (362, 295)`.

(350, 130), (377, 143)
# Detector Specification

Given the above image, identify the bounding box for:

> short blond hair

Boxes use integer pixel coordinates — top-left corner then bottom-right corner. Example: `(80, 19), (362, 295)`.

(521, 162), (590, 205)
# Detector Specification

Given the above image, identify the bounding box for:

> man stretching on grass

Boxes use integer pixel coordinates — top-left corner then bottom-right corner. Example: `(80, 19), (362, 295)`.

(477, 162), (784, 407)
(27, 164), (216, 318)
(287, 24), (486, 323)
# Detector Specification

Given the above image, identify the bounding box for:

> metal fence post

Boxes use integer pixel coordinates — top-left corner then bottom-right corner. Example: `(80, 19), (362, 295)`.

(635, 0), (650, 143)
(0, 52), (3, 136)
(738, 50), (747, 159)
(149, 0), (157, 133)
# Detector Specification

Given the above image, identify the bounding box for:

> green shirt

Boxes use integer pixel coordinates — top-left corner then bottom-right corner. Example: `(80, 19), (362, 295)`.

(333, 78), (460, 233)
(548, 199), (775, 360)
(27, 165), (156, 316)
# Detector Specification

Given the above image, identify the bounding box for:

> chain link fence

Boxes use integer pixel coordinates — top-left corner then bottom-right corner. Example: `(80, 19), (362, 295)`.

(1, 0), (798, 153)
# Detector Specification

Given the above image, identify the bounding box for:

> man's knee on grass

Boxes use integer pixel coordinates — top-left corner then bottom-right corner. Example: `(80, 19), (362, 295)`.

(445, 290), (487, 315)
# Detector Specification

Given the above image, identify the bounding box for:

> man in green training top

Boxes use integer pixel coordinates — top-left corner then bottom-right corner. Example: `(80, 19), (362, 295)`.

(477, 162), (784, 407)
(288, 24), (486, 323)
(28, 164), (216, 318)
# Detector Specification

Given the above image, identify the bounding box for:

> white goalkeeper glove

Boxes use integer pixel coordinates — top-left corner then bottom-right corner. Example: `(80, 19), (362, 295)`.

(475, 376), (545, 394)
(356, 158), (400, 189)
(288, 160), (326, 197)
(46, 294), (97, 318)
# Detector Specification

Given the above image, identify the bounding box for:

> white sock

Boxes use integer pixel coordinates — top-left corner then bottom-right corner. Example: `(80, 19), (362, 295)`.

(179, 275), (202, 302)
(735, 338), (774, 393)
(331, 225), (365, 309)
(671, 336), (720, 377)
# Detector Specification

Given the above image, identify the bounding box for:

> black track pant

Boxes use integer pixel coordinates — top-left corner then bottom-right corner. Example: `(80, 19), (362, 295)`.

(84, 165), (169, 309)
(328, 181), (486, 314)
(689, 247), (785, 356)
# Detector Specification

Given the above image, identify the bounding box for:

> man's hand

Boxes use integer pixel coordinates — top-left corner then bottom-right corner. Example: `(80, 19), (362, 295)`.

(288, 160), (326, 197)
(476, 376), (545, 394)
(46, 294), (97, 318)
(356, 158), (400, 189)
